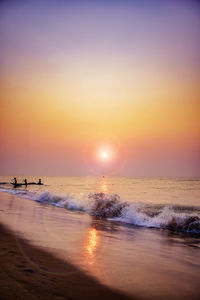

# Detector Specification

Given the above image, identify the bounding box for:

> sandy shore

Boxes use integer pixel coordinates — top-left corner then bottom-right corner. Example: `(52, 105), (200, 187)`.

(0, 223), (136, 300)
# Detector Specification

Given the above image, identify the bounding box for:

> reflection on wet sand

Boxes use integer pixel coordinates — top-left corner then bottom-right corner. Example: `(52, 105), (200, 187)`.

(85, 228), (98, 264)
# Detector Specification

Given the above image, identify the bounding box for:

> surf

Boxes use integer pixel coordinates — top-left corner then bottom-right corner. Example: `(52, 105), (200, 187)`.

(0, 187), (200, 234)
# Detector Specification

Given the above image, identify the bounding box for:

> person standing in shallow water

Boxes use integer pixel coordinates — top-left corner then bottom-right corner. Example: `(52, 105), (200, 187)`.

(38, 178), (42, 185)
(24, 179), (28, 187)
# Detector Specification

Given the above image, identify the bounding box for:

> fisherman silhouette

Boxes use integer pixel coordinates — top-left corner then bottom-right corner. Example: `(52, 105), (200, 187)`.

(11, 177), (17, 185)
(24, 179), (28, 187)
(38, 178), (42, 185)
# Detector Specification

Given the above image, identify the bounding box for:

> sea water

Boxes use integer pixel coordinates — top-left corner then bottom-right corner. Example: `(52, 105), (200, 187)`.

(0, 176), (200, 299)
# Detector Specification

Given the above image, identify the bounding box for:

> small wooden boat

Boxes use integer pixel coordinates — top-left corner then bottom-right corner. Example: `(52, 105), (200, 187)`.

(11, 183), (24, 188)
(11, 182), (44, 188)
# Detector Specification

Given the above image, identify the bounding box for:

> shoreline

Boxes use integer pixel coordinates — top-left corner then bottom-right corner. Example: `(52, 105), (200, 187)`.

(0, 223), (135, 300)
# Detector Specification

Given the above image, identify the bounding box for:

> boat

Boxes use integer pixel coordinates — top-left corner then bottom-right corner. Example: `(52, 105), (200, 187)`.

(11, 182), (44, 188)
(11, 183), (24, 188)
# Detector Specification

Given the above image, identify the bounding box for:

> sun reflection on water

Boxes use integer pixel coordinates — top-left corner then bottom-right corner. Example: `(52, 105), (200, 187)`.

(98, 177), (109, 194)
(85, 228), (99, 265)
(87, 228), (98, 256)
(101, 183), (108, 193)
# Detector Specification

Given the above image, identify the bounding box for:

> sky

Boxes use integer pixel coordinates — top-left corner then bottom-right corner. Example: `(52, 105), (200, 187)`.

(0, 0), (200, 176)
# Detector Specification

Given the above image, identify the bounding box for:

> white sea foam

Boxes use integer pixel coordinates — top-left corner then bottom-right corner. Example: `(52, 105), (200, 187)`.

(0, 187), (36, 199)
(36, 191), (88, 212)
(114, 205), (200, 233)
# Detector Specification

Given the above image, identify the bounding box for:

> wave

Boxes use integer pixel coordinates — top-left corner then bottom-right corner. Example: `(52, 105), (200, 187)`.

(36, 192), (87, 211)
(89, 193), (200, 233)
(114, 205), (200, 234)
(0, 187), (200, 234)
(89, 192), (127, 218)
(0, 187), (36, 199)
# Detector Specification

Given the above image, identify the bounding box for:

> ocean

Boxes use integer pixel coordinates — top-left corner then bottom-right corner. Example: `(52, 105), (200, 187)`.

(0, 176), (200, 299)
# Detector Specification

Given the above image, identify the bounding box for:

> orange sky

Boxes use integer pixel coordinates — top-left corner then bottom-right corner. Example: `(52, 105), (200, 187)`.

(0, 0), (200, 176)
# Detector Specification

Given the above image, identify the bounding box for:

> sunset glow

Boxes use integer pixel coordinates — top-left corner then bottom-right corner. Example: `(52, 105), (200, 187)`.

(0, 0), (199, 176)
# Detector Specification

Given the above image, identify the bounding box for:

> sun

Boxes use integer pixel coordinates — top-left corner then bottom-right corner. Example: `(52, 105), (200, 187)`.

(98, 147), (112, 162)
(101, 151), (109, 159)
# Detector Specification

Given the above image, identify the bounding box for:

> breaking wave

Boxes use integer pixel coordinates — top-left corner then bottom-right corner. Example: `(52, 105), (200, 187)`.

(89, 193), (200, 233)
(89, 192), (127, 218)
(114, 205), (200, 234)
(1, 187), (200, 234)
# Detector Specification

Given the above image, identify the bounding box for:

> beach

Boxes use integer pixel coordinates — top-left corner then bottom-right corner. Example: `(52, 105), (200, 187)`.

(0, 177), (200, 300)
(0, 222), (135, 300)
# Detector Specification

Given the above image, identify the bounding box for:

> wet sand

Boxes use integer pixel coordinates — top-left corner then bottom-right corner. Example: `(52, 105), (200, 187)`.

(0, 223), (135, 300)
